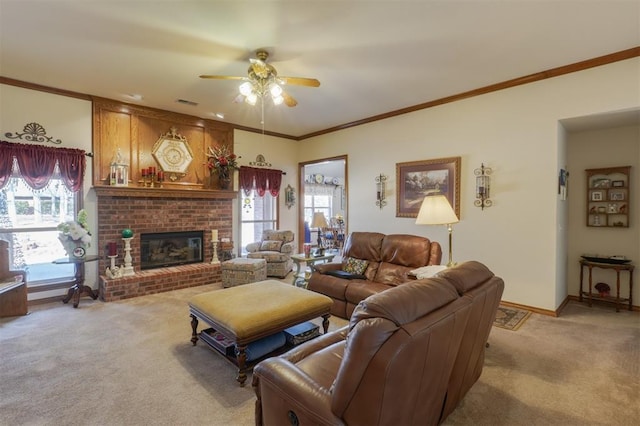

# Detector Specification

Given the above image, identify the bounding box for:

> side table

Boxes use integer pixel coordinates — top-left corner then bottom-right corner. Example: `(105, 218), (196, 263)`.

(291, 253), (336, 288)
(54, 255), (100, 308)
(579, 259), (634, 312)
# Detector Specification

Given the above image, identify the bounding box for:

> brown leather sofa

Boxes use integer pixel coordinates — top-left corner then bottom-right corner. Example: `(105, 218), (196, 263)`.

(307, 231), (442, 319)
(253, 261), (504, 426)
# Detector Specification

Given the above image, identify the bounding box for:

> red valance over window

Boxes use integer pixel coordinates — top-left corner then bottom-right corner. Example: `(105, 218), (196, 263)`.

(239, 166), (283, 197)
(0, 140), (86, 192)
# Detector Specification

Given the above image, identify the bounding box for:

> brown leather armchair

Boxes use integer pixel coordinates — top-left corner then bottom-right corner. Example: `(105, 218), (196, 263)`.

(253, 261), (504, 426)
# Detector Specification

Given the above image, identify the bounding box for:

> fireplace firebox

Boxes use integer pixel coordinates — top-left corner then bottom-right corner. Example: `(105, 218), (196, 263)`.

(140, 231), (204, 270)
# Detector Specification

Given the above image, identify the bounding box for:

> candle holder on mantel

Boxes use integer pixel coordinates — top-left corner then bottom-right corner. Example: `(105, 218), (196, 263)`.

(211, 240), (220, 264)
(122, 237), (135, 276)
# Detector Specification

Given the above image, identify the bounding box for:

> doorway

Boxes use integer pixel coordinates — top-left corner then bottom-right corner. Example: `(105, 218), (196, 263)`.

(298, 156), (348, 253)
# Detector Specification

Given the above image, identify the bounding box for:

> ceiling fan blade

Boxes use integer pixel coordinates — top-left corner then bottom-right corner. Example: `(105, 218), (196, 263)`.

(278, 76), (321, 87)
(199, 75), (247, 81)
(282, 91), (298, 107)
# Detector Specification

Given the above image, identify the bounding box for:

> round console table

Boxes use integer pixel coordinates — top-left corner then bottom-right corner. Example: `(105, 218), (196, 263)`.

(53, 255), (100, 308)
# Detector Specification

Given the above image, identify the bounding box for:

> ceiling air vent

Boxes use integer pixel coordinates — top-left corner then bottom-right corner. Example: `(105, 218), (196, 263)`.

(176, 99), (198, 106)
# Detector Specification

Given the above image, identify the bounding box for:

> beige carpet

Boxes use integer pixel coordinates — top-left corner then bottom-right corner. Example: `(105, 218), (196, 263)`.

(1, 282), (638, 426)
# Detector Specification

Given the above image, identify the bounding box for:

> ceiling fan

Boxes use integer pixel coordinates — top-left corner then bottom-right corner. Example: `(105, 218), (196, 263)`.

(199, 50), (320, 107)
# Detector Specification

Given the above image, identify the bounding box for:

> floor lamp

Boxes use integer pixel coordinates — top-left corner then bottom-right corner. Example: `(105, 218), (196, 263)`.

(415, 195), (459, 267)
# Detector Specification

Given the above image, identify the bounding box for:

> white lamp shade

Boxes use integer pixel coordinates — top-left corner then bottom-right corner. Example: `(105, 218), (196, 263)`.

(269, 83), (283, 97)
(239, 82), (254, 96)
(245, 93), (258, 105)
(415, 195), (459, 225)
(311, 212), (329, 229)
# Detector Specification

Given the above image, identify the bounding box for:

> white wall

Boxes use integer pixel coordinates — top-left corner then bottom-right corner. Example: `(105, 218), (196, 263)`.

(297, 58), (640, 312)
(566, 124), (639, 305)
(0, 84), (95, 299)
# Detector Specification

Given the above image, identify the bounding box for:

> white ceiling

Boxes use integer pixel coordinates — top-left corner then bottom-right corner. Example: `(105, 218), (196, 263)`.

(1, 1), (638, 138)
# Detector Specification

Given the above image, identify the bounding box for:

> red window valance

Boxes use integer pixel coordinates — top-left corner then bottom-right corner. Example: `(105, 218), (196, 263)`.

(239, 166), (283, 197)
(0, 140), (86, 192)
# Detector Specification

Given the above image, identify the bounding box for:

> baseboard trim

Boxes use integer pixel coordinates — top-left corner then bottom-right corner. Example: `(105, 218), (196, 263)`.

(500, 300), (558, 317)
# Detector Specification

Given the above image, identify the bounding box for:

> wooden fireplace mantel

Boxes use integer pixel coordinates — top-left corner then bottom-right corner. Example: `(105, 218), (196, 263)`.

(93, 185), (238, 200)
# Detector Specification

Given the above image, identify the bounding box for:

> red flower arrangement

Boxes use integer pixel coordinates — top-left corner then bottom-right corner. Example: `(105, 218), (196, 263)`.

(206, 145), (239, 179)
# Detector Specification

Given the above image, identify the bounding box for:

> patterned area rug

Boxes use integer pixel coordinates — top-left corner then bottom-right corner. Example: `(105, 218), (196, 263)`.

(493, 305), (532, 330)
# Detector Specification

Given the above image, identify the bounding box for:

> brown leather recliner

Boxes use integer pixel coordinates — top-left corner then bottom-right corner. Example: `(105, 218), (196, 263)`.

(253, 261), (504, 426)
(308, 231), (442, 319)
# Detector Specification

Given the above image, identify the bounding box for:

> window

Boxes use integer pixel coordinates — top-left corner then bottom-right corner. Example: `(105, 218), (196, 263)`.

(239, 190), (278, 255)
(304, 194), (332, 225)
(0, 174), (78, 286)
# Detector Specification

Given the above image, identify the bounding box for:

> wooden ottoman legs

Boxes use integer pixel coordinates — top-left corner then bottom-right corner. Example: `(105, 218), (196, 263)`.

(235, 345), (248, 386)
(190, 313), (249, 386)
(190, 314), (199, 345)
(322, 313), (330, 333)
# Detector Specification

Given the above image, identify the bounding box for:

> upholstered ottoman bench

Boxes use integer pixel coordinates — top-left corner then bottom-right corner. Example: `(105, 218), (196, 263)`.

(189, 280), (332, 385)
(221, 257), (267, 288)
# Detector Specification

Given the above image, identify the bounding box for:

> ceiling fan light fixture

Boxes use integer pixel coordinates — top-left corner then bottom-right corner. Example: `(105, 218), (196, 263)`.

(272, 95), (284, 105)
(245, 93), (258, 105)
(239, 82), (254, 96)
(269, 83), (283, 97)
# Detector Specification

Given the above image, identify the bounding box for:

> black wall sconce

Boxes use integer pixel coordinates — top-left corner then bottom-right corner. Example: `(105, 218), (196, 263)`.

(376, 174), (387, 209)
(474, 163), (492, 209)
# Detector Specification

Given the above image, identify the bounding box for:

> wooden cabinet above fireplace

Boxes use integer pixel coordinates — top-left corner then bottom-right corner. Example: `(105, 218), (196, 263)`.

(92, 97), (235, 192)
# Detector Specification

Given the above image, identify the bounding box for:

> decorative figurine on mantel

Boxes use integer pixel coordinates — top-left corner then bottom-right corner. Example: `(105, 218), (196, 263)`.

(109, 148), (129, 187)
(151, 126), (193, 182)
(121, 228), (135, 276)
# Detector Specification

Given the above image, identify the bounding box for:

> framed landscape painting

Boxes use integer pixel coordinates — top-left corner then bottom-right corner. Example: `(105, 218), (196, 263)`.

(396, 156), (461, 218)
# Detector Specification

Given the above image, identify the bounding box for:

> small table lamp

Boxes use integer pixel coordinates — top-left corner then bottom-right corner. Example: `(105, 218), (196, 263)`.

(310, 212), (329, 251)
(415, 195), (459, 267)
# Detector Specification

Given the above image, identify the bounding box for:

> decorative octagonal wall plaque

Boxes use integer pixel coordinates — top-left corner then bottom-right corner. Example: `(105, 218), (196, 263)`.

(152, 127), (193, 180)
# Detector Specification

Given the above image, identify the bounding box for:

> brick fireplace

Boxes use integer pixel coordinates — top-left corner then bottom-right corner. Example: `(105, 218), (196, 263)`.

(94, 186), (236, 302)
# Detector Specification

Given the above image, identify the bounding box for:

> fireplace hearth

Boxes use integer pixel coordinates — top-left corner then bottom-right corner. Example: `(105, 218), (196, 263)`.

(140, 231), (203, 270)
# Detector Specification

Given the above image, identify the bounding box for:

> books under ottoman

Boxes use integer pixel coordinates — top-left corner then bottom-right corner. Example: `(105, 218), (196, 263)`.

(189, 280), (332, 386)
(285, 321), (320, 345)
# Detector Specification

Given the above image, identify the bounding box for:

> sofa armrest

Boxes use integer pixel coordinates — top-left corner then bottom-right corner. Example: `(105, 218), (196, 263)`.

(253, 357), (342, 426)
(246, 242), (261, 253)
(280, 241), (294, 254)
(313, 262), (343, 274)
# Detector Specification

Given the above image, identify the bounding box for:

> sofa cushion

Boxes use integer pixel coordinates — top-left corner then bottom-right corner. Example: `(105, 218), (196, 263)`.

(345, 281), (391, 306)
(308, 274), (350, 300)
(260, 240), (283, 251)
(343, 257), (369, 275)
(372, 262), (415, 286)
(380, 234), (438, 268)
(342, 232), (384, 262)
(262, 229), (294, 243)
